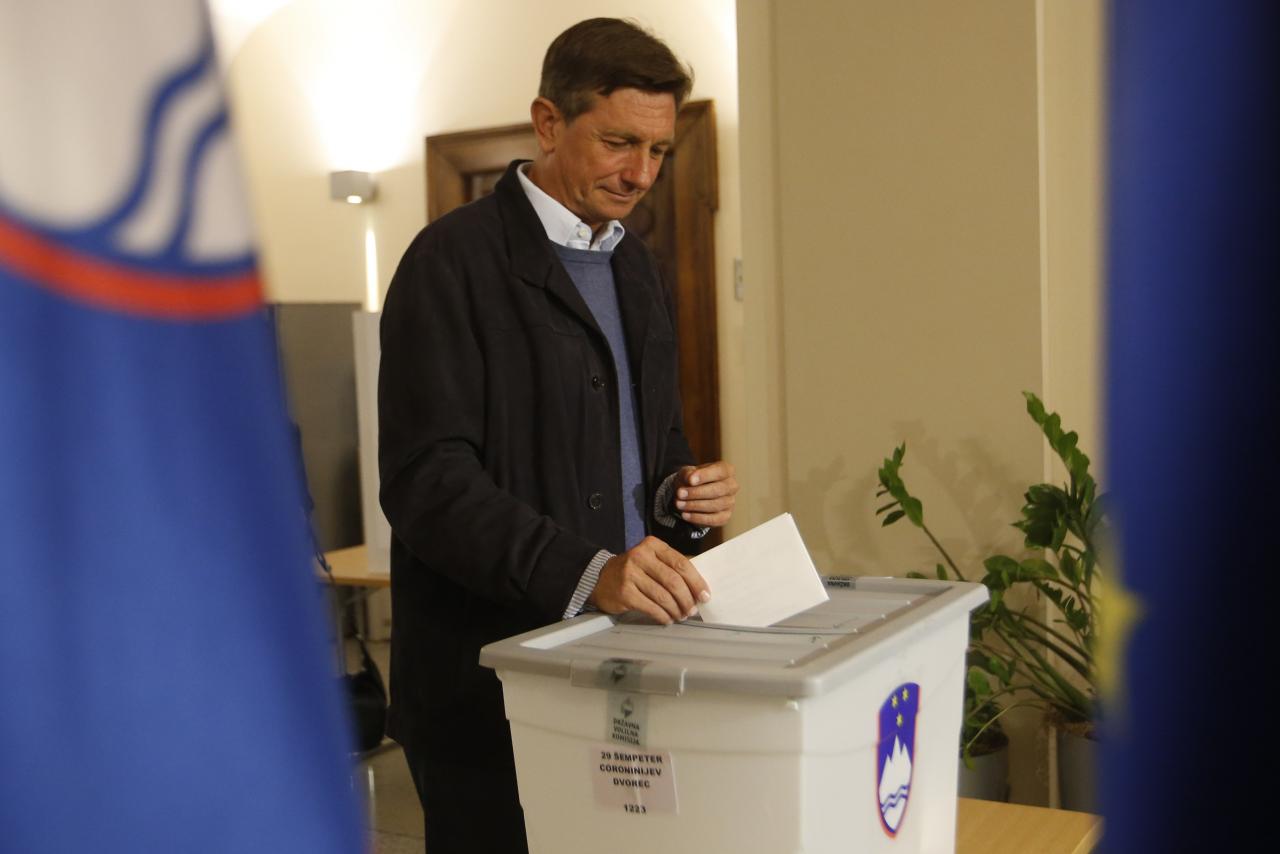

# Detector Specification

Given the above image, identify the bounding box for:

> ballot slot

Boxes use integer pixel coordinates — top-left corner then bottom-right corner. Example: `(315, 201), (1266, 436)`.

(517, 586), (937, 674)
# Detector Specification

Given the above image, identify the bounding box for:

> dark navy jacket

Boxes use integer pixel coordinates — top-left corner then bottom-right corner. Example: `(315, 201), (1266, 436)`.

(378, 160), (703, 760)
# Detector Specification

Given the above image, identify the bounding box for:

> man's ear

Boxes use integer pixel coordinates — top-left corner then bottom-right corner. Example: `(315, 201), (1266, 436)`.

(530, 97), (562, 154)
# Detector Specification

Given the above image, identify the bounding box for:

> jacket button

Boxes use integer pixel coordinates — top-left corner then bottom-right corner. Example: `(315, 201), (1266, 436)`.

(591, 375), (604, 390)
(588, 492), (604, 510)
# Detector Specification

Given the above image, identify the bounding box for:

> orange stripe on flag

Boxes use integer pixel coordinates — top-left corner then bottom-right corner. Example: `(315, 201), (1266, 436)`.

(0, 214), (261, 320)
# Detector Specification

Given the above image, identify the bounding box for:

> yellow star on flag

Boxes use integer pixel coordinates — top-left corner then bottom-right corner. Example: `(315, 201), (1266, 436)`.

(1097, 554), (1143, 719)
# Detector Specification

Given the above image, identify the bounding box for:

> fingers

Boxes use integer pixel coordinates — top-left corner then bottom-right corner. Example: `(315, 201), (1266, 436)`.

(654, 540), (711, 606)
(634, 571), (690, 624)
(642, 539), (706, 619)
(680, 461), (734, 488)
(676, 461), (738, 500)
(675, 460), (738, 527)
(589, 537), (711, 625)
(678, 507), (733, 526)
(678, 479), (736, 500)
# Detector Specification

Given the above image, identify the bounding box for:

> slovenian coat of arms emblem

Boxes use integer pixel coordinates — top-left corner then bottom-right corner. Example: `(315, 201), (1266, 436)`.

(876, 682), (920, 836)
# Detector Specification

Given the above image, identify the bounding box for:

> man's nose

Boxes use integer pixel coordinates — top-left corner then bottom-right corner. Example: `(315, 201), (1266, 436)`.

(620, 151), (656, 192)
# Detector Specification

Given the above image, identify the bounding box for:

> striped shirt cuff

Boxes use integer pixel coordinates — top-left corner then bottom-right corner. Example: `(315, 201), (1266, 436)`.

(563, 549), (613, 619)
(653, 471), (711, 539)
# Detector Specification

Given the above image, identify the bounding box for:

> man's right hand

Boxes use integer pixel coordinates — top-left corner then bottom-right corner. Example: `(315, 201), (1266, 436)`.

(587, 536), (711, 625)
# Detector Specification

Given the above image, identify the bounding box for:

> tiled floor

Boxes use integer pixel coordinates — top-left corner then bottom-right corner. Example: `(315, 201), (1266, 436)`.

(348, 638), (425, 854)
(357, 745), (424, 853)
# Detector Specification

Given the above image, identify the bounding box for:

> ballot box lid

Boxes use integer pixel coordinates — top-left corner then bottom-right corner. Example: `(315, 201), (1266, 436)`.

(479, 576), (987, 698)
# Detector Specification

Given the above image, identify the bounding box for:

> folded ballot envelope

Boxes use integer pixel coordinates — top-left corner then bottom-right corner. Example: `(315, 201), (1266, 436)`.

(690, 512), (829, 627)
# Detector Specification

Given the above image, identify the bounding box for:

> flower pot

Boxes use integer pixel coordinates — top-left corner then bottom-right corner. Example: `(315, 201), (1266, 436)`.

(957, 734), (1010, 802)
(1056, 726), (1098, 813)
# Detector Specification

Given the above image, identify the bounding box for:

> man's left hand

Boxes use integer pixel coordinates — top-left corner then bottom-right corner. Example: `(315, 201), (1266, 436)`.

(673, 461), (738, 527)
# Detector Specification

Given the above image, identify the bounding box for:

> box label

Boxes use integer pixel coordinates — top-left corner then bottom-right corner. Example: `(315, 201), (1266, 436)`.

(589, 744), (678, 814)
(605, 689), (648, 747)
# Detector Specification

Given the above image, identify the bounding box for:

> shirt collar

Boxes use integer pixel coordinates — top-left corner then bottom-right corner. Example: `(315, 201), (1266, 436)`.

(517, 162), (625, 252)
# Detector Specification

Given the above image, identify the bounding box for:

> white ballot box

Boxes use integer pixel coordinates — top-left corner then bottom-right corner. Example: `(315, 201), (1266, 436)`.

(479, 576), (987, 854)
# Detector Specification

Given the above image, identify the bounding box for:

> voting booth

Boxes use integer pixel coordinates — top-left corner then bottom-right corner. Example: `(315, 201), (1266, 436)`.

(480, 576), (988, 854)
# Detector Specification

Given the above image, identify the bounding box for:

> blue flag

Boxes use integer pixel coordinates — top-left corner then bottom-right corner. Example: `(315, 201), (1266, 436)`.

(0, 3), (363, 852)
(1103, 1), (1277, 849)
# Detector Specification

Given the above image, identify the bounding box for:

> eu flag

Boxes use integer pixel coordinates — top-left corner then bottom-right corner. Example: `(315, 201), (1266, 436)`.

(1103, 1), (1277, 849)
(0, 2), (363, 851)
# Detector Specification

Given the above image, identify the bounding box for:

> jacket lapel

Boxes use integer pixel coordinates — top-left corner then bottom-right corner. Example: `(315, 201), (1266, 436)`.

(496, 161), (601, 336)
(611, 238), (657, 385)
(612, 236), (666, 480)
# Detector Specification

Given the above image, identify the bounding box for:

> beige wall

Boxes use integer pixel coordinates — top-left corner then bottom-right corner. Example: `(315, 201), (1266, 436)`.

(734, 1), (791, 534)
(735, 0), (1104, 805)
(1040, 0), (1105, 480)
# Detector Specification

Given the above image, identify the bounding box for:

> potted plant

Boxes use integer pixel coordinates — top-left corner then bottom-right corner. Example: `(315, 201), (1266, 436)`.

(875, 392), (1102, 809)
(953, 649), (1012, 801)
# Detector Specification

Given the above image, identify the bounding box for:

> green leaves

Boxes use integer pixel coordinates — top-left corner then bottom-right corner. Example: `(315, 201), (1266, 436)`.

(1019, 557), (1059, 579)
(982, 555), (1017, 590)
(1024, 390), (1094, 498)
(1059, 552), (1080, 585)
(1059, 595), (1090, 636)
(900, 496), (924, 526)
(986, 654), (1014, 685)
(873, 391), (1105, 740)
(1016, 483), (1071, 550)
(876, 444), (924, 529)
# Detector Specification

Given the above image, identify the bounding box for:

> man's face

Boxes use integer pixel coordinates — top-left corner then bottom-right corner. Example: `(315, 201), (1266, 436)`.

(534, 88), (677, 231)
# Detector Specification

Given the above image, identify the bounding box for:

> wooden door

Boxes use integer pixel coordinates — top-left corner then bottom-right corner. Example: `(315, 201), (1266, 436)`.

(424, 101), (722, 473)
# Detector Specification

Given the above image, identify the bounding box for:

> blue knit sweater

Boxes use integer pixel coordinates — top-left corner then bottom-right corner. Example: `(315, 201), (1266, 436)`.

(553, 242), (646, 549)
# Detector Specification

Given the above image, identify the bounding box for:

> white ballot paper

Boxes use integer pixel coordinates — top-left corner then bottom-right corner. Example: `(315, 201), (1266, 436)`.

(691, 513), (828, 627)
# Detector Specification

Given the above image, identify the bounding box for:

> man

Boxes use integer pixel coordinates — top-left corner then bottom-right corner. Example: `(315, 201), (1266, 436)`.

(378, 18), (738, 853)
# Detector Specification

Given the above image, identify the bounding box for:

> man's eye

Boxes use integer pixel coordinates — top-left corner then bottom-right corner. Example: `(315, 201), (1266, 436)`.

(604, 139), (629, 150)
(650, 148), (668, 160)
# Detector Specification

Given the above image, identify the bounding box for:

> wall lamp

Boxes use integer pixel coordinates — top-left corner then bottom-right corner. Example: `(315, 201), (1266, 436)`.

(329, 170), (376, 204)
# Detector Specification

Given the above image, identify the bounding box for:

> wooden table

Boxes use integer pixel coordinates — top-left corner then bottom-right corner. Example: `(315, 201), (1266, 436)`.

(957, 797), (1101, 853)
(320, 544), (389, 588)
(318, 544), (387, 668)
